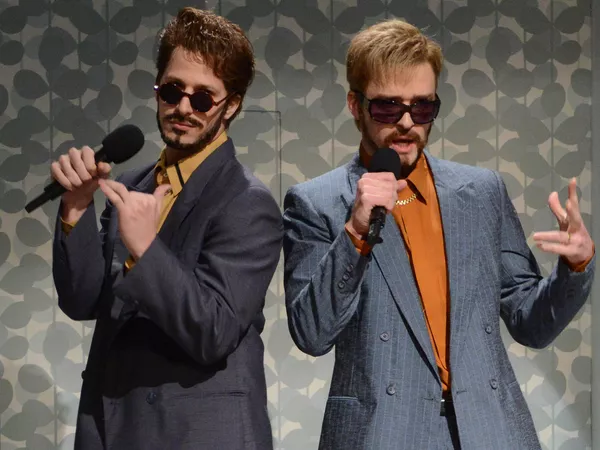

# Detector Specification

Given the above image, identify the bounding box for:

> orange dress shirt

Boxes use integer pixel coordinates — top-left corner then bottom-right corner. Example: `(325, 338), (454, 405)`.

(348, 149), (593, 393)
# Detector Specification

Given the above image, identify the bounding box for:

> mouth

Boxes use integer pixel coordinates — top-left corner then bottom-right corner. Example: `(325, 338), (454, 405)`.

(389, 138), (416, 152)
(170, 121), (196, 131)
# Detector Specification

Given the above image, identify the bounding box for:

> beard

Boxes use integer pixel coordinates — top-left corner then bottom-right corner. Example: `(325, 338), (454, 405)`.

(157, 105), (227, 153)
(358, 110), (431, 178)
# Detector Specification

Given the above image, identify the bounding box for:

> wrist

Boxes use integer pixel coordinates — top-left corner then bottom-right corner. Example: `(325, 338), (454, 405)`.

(345, 221), (365, 241)
(61, 197), (93, 223)
(129, 238), (154, 261)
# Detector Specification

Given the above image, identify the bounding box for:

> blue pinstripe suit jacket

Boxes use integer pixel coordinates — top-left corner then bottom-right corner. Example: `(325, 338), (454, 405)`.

(282, 152), (595, 450)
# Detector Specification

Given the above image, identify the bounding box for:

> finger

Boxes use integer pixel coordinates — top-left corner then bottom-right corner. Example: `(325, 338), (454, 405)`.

(69, 148), (92, 183)
(566, 178), (583, 226)
(363, 193), (396, 213)
(532, 231), (570, 245)
(153, 184), (172, 201)
(81, 146), (97, 177)
(547, 191), (567, 226)
(98, 179), (124, 209)
(102, 179), (130, 203)
(51, 161), (73, 191)
(96, 162), (112, 178)
(397, 180), (408, 192)
(535, 241), (575, 257)
(362, 172), (398, 183)
(59, 154), (83, 188)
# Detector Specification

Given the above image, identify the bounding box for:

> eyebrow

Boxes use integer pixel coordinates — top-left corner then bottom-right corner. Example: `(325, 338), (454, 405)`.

(375, 94), (436, 103)
(164, 77), (218, 95)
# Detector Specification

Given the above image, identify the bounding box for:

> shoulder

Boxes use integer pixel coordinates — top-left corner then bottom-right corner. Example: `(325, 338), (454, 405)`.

(285, 163), (350, 205)
(221, 159), (281, 215)
(432, 157), (503, 194)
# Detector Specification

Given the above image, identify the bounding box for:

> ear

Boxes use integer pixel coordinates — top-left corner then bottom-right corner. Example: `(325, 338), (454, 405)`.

(347, 90), (361, 121)
(224, 94), (242, 122)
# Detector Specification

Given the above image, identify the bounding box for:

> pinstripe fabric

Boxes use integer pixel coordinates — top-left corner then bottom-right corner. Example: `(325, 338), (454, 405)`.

(282, 152), (595, 450)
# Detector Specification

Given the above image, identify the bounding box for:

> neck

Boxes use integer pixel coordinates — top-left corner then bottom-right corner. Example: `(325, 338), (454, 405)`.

(164, 147), (192, 166)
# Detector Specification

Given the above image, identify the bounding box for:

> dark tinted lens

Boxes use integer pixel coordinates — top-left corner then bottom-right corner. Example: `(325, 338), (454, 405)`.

(158, 84), (214, 112)
(369, 100), (404, 124)
(411, 100), (438, 124)
(189, 90), (214, 112)
(159, 83), (184, 105)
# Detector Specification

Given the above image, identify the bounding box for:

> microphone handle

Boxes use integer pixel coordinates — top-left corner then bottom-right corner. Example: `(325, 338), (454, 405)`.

(366, 206), (386, 247)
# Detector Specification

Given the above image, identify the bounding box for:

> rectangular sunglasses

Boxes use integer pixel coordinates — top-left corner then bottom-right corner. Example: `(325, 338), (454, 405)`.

(354, 91), (441, 125)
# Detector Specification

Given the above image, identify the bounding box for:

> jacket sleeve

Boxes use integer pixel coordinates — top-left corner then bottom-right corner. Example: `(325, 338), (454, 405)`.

(52, 199), (113, 321)
(111, 185), (283, 366)
(497, 171), (595, 348)
(282, 184), (369, 356)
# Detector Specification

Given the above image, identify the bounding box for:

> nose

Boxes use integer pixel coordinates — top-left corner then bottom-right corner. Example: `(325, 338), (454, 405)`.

(396, 106), (414, 130)
(176, 94), (194, 116)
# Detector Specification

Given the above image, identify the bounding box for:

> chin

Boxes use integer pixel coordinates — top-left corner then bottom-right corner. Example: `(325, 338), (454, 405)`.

(398, 149), (421, 166)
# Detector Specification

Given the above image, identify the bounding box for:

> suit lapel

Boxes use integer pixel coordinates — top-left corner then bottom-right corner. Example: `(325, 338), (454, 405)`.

(157, 138), (236, 248)
(342, 156), (439, 380)
(426, 155), (479, 371)
(107, 141), (235, 322)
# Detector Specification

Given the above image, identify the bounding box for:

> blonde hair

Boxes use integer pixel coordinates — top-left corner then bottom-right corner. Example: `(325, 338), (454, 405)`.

(346, 19), (443, 92)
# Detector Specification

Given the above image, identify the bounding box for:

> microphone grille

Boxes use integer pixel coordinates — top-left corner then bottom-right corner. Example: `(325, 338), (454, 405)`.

(369, 148), (402, 180)
(101, 124), (145, 164)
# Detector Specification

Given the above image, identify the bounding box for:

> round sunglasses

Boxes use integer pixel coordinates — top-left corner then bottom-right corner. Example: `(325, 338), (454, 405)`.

(154, 83), (233, 113)
(354, 91), (441, 125)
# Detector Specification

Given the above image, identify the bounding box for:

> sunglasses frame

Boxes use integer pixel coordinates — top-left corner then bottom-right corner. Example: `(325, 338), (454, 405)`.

(154, 83), (234, 113)
(354, 90), (441, 125)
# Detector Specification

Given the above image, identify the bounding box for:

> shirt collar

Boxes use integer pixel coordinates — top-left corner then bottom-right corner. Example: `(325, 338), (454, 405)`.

(155, 131), (228, 195)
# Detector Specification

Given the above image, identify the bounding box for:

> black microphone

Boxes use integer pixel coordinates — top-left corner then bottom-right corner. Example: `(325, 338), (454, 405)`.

(25, 124), (145, 213)
(365, 148), (402, 247)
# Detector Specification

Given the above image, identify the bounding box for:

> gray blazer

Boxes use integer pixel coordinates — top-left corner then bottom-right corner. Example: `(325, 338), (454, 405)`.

(53, 138), (282, 450)
(282, 152), (595, 450)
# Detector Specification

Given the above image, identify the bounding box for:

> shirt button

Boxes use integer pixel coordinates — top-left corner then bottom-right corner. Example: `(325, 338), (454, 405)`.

(338, 281), (345, 289)
(146, 392), (157, 404)
(380, 332), (390, 342)
(490, 379), (498, 390)
(485, 325), (492, 334)
(386, 383), (396, 395)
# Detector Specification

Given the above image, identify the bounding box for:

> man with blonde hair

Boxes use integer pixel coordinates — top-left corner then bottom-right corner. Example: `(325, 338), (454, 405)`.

(282, 19), (594, 449)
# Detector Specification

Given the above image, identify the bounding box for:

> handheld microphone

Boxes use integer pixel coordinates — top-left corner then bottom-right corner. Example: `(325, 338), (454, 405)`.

(365, 148), (402, 247)
(24, 124), (145, 213)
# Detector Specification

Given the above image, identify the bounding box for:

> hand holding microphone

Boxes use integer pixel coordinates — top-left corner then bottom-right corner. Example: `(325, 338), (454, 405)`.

(24, 125), (145, 221)
(346, 148), (405, 247)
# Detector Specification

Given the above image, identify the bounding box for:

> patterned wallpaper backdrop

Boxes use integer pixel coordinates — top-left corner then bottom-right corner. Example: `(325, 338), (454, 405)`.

(0, 0), (595, 449)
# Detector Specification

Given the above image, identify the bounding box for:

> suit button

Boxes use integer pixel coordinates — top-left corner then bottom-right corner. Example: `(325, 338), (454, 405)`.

(490, 379), (498, 390)
(146, 392), (157, 404)
(81, 370), (86, 380)
(342, 273), (350, 281)
(338, 281), (345, 289)
(485, 325), (492, 334)
(386, 383), (396, 395)
(347, 264), (354, 271)
(380, 332), (390, 342)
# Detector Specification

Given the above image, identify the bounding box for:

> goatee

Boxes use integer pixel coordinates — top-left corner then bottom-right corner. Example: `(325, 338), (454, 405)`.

(157, 107), (227, 153)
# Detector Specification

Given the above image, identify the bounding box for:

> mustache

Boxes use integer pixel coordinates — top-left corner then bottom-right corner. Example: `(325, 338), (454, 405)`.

(384, 132), (424, 147)
(165, 113), (201, 127)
